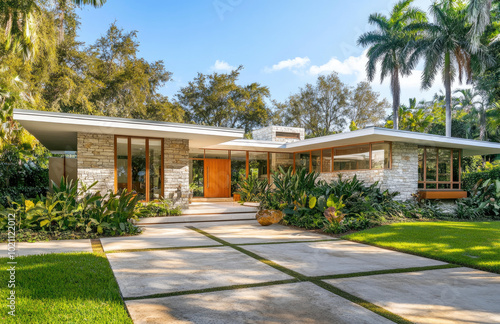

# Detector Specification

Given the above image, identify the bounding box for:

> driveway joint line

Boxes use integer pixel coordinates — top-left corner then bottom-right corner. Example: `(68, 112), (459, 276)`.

(187, 226), (411, 324)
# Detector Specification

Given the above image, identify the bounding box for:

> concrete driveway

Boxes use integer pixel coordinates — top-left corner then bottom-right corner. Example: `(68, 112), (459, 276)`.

(101, 220), (500, 324)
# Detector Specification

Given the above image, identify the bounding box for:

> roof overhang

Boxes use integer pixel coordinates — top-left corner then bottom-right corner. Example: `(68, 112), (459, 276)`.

(208, 127), (500, 156)
(14, 109), (244, 152)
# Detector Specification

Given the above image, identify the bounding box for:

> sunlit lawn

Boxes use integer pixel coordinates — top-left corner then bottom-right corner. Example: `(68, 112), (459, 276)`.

(0, 253), (132, 323)
(343, 221), (500, 274)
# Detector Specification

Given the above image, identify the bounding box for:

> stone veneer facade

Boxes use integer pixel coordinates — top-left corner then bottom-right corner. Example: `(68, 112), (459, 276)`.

(252, 125), (305, 143)
(317, 142), (419, 201)
(77, 133), (189, 208)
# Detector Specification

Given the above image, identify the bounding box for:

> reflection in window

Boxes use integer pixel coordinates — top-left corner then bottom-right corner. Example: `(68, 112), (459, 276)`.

(231, 151), (247, 193)
(116, 137), (128, 192)
(334, 145), (370, 171)
(270, 153), (294, 174)
(311, 150), (321, 173)
(322, 149), (332, 172)
(371, 143), (390, 169)
(438, 149), (451, 181)
(131, 138), (146, 200)
(295, 152), (310, 172)
(189, 159), (204, 197)
(426, 148), (437, 181)
(204, 150), (229, 159)
(149, 139), (162, 200)
(249, 152), (268, 180)
(418, 147), (462, 190)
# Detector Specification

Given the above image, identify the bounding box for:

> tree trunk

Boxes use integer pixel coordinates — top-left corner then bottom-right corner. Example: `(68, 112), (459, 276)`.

(444, 52), (452, 137)
(479, 107), (487, 141)
(391, 67), (400, 130)
(58, 8), (65, 43)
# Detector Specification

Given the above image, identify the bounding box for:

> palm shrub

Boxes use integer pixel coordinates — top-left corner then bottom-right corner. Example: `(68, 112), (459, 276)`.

(236, 174), (268, 202)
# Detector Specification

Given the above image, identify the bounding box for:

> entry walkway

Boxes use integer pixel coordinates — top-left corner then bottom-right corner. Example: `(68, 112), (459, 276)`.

(103, 220), (500, 324)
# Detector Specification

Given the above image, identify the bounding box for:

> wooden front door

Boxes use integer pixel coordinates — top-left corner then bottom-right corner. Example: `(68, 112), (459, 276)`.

(204, 159), (231, 198)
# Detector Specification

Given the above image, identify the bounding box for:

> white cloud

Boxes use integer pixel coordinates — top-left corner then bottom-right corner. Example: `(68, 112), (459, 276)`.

(308, 52), (367, 78)
(210, 60), (236, 72)
(265, 57), (311, 73)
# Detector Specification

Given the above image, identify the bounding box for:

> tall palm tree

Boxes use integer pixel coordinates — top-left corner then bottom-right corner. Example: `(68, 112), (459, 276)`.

(56, 0), (106, 43)
(454, 89), (483, 139)
(409, 0), (493, 137)
(0, 0), (40, 60)
(357, 0), (426, 130)
(467, 0), (494, 51)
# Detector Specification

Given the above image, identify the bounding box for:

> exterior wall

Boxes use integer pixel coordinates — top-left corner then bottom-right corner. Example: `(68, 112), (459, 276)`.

(164, 139), (190, 208)
(317, 142), (418, 201)
(252, 125), (305, 143)
(77, 133), (115, 194)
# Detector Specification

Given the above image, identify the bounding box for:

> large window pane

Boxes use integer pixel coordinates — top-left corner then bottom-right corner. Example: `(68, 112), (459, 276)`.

(149, 139), (162, 200)
(322, 149), (332, 172)
(426, 148), (437, 181)
(311, 150), (321, 173)
(231, 151), (247, 193)
(249, 152), (268, 180)
(438, 149), (451, 181)
(131, 138), (146, 200)
(452, 150), (460, 183)
(189, 160), (204, 197)
(294, 152), (310, 172)
(116, 137), (128, 192)
(270, 153), (294, 174)
(205, 150), (229, 159)
(418, 147), (424, 182)
(371, 143), (390, 169)
(334, 145), (370, 171)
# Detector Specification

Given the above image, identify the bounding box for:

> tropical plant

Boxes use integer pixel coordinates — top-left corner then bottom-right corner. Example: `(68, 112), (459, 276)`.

(456, 178), (500, 219)
(236, 174), (268, 202)
(357, 0), (427, 130)
(408, 0), (494, 137)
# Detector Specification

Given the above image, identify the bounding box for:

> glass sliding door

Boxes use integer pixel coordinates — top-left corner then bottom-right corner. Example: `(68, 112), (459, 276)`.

(115, 136), (163, 201)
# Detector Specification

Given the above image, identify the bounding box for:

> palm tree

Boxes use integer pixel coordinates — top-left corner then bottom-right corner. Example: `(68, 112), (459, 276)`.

(357, 0), (426, 130)
(0, 0), (40, 60)
(408, 0), (493, 137)
(56, 0), (106, 43)
(467, 0), (494, 51)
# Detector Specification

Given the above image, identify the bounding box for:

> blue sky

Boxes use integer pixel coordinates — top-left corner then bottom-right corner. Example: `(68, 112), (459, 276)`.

(76, 0), (467, 110)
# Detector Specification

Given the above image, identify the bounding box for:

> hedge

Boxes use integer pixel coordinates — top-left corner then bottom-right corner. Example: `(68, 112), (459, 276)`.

(462, 166), (500, 190)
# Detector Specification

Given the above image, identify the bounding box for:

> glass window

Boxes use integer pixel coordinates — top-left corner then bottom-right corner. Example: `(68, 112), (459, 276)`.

(270, 153), (294, 174)
(371, 143), (390, 169)
(149, 139), (162, 200)
(116, 137), (128, 192)
(322, 148), (332, 172)
(438, 149), (451, 181)
(249, 152), (268, 180)
(189, 148), (204, 159)
(334, 145), (370, 171)
(189, 160), (204, 197)
(425, 148), (437, 181)
(311, 150), (321, 173)
(231, 151), (247, 193)
(131, 138), (146, 200)
(294, 152), (310, 172)
(452, 150), (460, 183)
(418, 148), (424, 182)
(205, 150), (229, 159)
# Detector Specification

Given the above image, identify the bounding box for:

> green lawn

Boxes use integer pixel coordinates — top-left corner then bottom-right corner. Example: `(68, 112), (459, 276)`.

(343, 221), (500, 274)
(0, 253), (132, 323)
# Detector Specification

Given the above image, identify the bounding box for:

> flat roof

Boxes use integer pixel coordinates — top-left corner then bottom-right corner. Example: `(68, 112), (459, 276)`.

(14, 109), (244, 152)
(208, 127), (500, 156)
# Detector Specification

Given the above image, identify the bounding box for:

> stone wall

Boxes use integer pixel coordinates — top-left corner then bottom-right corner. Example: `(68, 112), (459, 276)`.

(77, 133), (115, 194)
(252, 125), (305, 143)
(317, 142), (418, 201)
(164, 138), (190, 208)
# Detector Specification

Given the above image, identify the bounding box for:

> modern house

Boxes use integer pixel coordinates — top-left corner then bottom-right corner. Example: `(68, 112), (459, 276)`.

(14, 109), (500, 207)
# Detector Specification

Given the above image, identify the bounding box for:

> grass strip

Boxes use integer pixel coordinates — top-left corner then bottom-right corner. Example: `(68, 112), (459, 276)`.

(309, 264), (460, 280)
(124, 279), (299, 301)
(90, 238), (105, 254)
(310, 279), (413, 324)
(106, 244), (223, 254)
(187, 226), (413, 324)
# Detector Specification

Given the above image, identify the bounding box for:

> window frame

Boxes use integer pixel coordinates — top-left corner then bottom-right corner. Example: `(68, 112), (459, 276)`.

(418, 146), (462, 190)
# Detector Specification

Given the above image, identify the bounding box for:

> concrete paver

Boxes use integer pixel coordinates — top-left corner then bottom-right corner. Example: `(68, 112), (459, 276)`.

(125, 281), (394, 324)
(243, 240), (447, 276)
(107, 246), (293, 298)
(195, 222), (332, 244)
(326, 267), (500, 324)
(0, 239), (92, 256)
(100, 226), (221, 252)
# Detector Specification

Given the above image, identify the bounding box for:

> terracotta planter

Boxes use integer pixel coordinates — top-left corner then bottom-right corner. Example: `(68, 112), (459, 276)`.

(233, 193), (241, 201)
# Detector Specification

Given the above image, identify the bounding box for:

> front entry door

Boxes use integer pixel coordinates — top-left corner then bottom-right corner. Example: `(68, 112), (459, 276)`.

(204, 159), (231, 198)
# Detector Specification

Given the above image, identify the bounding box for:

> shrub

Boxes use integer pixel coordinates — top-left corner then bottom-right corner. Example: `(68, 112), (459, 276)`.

(0, 178), (141, 236)
(455, 179), (500, 219)
(236, 174), (268, 202)
(462, 165), (500, 190)
(137, 199), (183, 217)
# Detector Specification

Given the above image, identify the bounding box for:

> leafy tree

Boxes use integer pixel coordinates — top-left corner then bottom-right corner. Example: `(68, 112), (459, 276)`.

(349, 81), (389, 128)
(280, 73), (351, 137)
(177, 66), (270, 133)
(357, 0), (426, 130)
(409, 0), (493, 137)
(54, 0), (106, 43)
